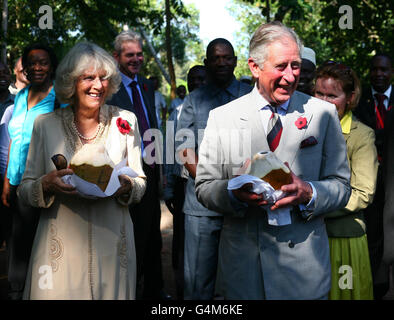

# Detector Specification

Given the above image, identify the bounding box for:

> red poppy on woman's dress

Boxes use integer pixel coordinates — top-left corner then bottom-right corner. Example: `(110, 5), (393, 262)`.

(116, 117), (133, 135)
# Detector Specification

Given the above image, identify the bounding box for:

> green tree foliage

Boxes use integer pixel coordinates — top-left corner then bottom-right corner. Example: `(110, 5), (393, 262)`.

(227, 1), (262, 79)
(2, 0), (202, 98)
(4, 0), (156, 65)
(233, 0), (394, 83)
(318, 0), (393, 81)
(139, 0), (201, 95)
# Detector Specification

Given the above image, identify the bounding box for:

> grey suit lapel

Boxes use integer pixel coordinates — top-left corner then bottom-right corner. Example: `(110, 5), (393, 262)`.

(238, 91), (270, 157)
(275, 92), (313, 166)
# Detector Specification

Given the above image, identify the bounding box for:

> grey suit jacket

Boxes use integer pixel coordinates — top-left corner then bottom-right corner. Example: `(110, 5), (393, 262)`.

(177, 78), (252, 217)
(195, 88), (351, 299)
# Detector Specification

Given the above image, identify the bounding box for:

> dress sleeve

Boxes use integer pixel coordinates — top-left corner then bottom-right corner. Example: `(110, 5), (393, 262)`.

(115, 112), (147, 206)
(17, 116), (55, 208)
(325, 124), (378, 218)
(344, 127), (378, 212)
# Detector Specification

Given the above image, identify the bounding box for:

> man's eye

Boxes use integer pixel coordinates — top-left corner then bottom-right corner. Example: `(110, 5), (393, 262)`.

(292, 63), (300, 69)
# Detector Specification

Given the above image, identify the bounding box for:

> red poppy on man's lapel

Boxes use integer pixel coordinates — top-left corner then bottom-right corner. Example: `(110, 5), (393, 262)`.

(295, 116), (307, 129)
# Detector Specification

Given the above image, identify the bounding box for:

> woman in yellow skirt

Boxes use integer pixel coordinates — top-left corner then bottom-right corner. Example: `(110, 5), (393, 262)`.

(314, 61), (377, 299)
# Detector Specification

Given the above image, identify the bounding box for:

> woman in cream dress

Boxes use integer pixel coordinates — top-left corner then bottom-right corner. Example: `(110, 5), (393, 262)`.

(18, 42), (146, 299)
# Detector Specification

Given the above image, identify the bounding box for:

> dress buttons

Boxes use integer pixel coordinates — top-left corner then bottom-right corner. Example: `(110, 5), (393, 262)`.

(288, 241), (295, 248)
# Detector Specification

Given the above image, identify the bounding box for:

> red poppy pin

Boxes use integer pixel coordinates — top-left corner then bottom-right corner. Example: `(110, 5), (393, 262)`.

(295, 116), (307, 129)
(143, 83), (148, 92)
(116, 117), (133, 135)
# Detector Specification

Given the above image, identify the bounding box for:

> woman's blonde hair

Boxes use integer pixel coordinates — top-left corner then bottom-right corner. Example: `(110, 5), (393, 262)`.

(55, 42), (121, 104)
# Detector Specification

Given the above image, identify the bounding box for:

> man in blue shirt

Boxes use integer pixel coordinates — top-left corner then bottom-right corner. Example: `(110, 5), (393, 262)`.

(176, 38), (252, 299)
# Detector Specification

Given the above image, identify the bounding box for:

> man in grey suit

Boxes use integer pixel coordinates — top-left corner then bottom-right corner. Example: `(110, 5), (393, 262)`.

(177, 38), (252, 299)
(195, 21), (351, 300)
(107, 30), (169, 300)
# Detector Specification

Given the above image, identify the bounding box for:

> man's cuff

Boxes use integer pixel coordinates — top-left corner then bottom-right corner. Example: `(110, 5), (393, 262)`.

(298, 182), (316, 220)
(227, 189), (248, 211)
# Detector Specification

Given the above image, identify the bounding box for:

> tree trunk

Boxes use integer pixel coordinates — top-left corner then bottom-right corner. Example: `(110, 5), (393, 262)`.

(138, 26), (171, 85)
(1, 0), (7, 64)
(165, 0), (176, 101)
(266, 0), (270, 22)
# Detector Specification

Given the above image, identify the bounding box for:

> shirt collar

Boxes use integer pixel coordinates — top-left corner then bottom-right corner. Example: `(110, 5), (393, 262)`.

(120, 72), (138, 87)
(206, 76), (238, 97)
(340, 110), (352, 134)
(371, 84), (392, 100)
(252, 84), (290, 113)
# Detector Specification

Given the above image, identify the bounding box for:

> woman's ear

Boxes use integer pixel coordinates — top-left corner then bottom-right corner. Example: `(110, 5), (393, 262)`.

(347, 91), (355, 109)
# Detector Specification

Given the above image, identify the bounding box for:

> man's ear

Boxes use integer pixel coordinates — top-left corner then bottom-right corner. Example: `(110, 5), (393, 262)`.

(248, 58), (260, 78)
(113, 51), (119, 61)
(203, 58), (208, 67)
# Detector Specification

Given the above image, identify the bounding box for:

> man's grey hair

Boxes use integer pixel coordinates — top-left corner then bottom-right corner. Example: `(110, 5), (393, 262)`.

(55, 42), (121, 104)
(114, 30), (143, 54)
(249, 21), (303, 68)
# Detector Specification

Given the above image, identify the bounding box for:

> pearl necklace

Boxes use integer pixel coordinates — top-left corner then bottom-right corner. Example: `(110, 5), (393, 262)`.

(72, 120), (102, 141)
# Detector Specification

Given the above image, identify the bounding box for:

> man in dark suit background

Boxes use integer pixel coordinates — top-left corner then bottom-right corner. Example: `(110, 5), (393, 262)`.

(108, 30), (169, 300)
(354, 53), (393, 299)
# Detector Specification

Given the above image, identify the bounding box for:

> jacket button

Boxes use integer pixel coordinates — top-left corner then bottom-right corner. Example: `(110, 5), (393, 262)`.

(288, 241), (295, 248)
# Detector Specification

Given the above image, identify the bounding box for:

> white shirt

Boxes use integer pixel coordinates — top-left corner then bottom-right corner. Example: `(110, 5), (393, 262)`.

(120, 72), (151, 127)
(154, 90), (167, 128)
(0, 104), (14, 175)
(372, 85), (392, 110)
(250, 86), (291, 134)
(120, 72), (151, 155)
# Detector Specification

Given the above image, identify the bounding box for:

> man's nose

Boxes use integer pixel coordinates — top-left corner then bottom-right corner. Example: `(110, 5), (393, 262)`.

(217, 57), (226, 65)
(283, 65), (296, 83)
(33, 62), (42, 70)
(375, 68), (384, 76)
(130, 55), (140, 62)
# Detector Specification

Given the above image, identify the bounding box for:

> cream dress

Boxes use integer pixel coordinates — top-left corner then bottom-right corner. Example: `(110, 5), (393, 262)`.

(18, 104), (147, 300)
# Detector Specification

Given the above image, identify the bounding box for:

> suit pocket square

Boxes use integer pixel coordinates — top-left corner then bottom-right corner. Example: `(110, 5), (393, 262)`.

(300, 136), (318, 149)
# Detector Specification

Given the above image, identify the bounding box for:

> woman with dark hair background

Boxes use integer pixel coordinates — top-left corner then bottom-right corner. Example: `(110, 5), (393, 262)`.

(1, 43), (61, 300)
